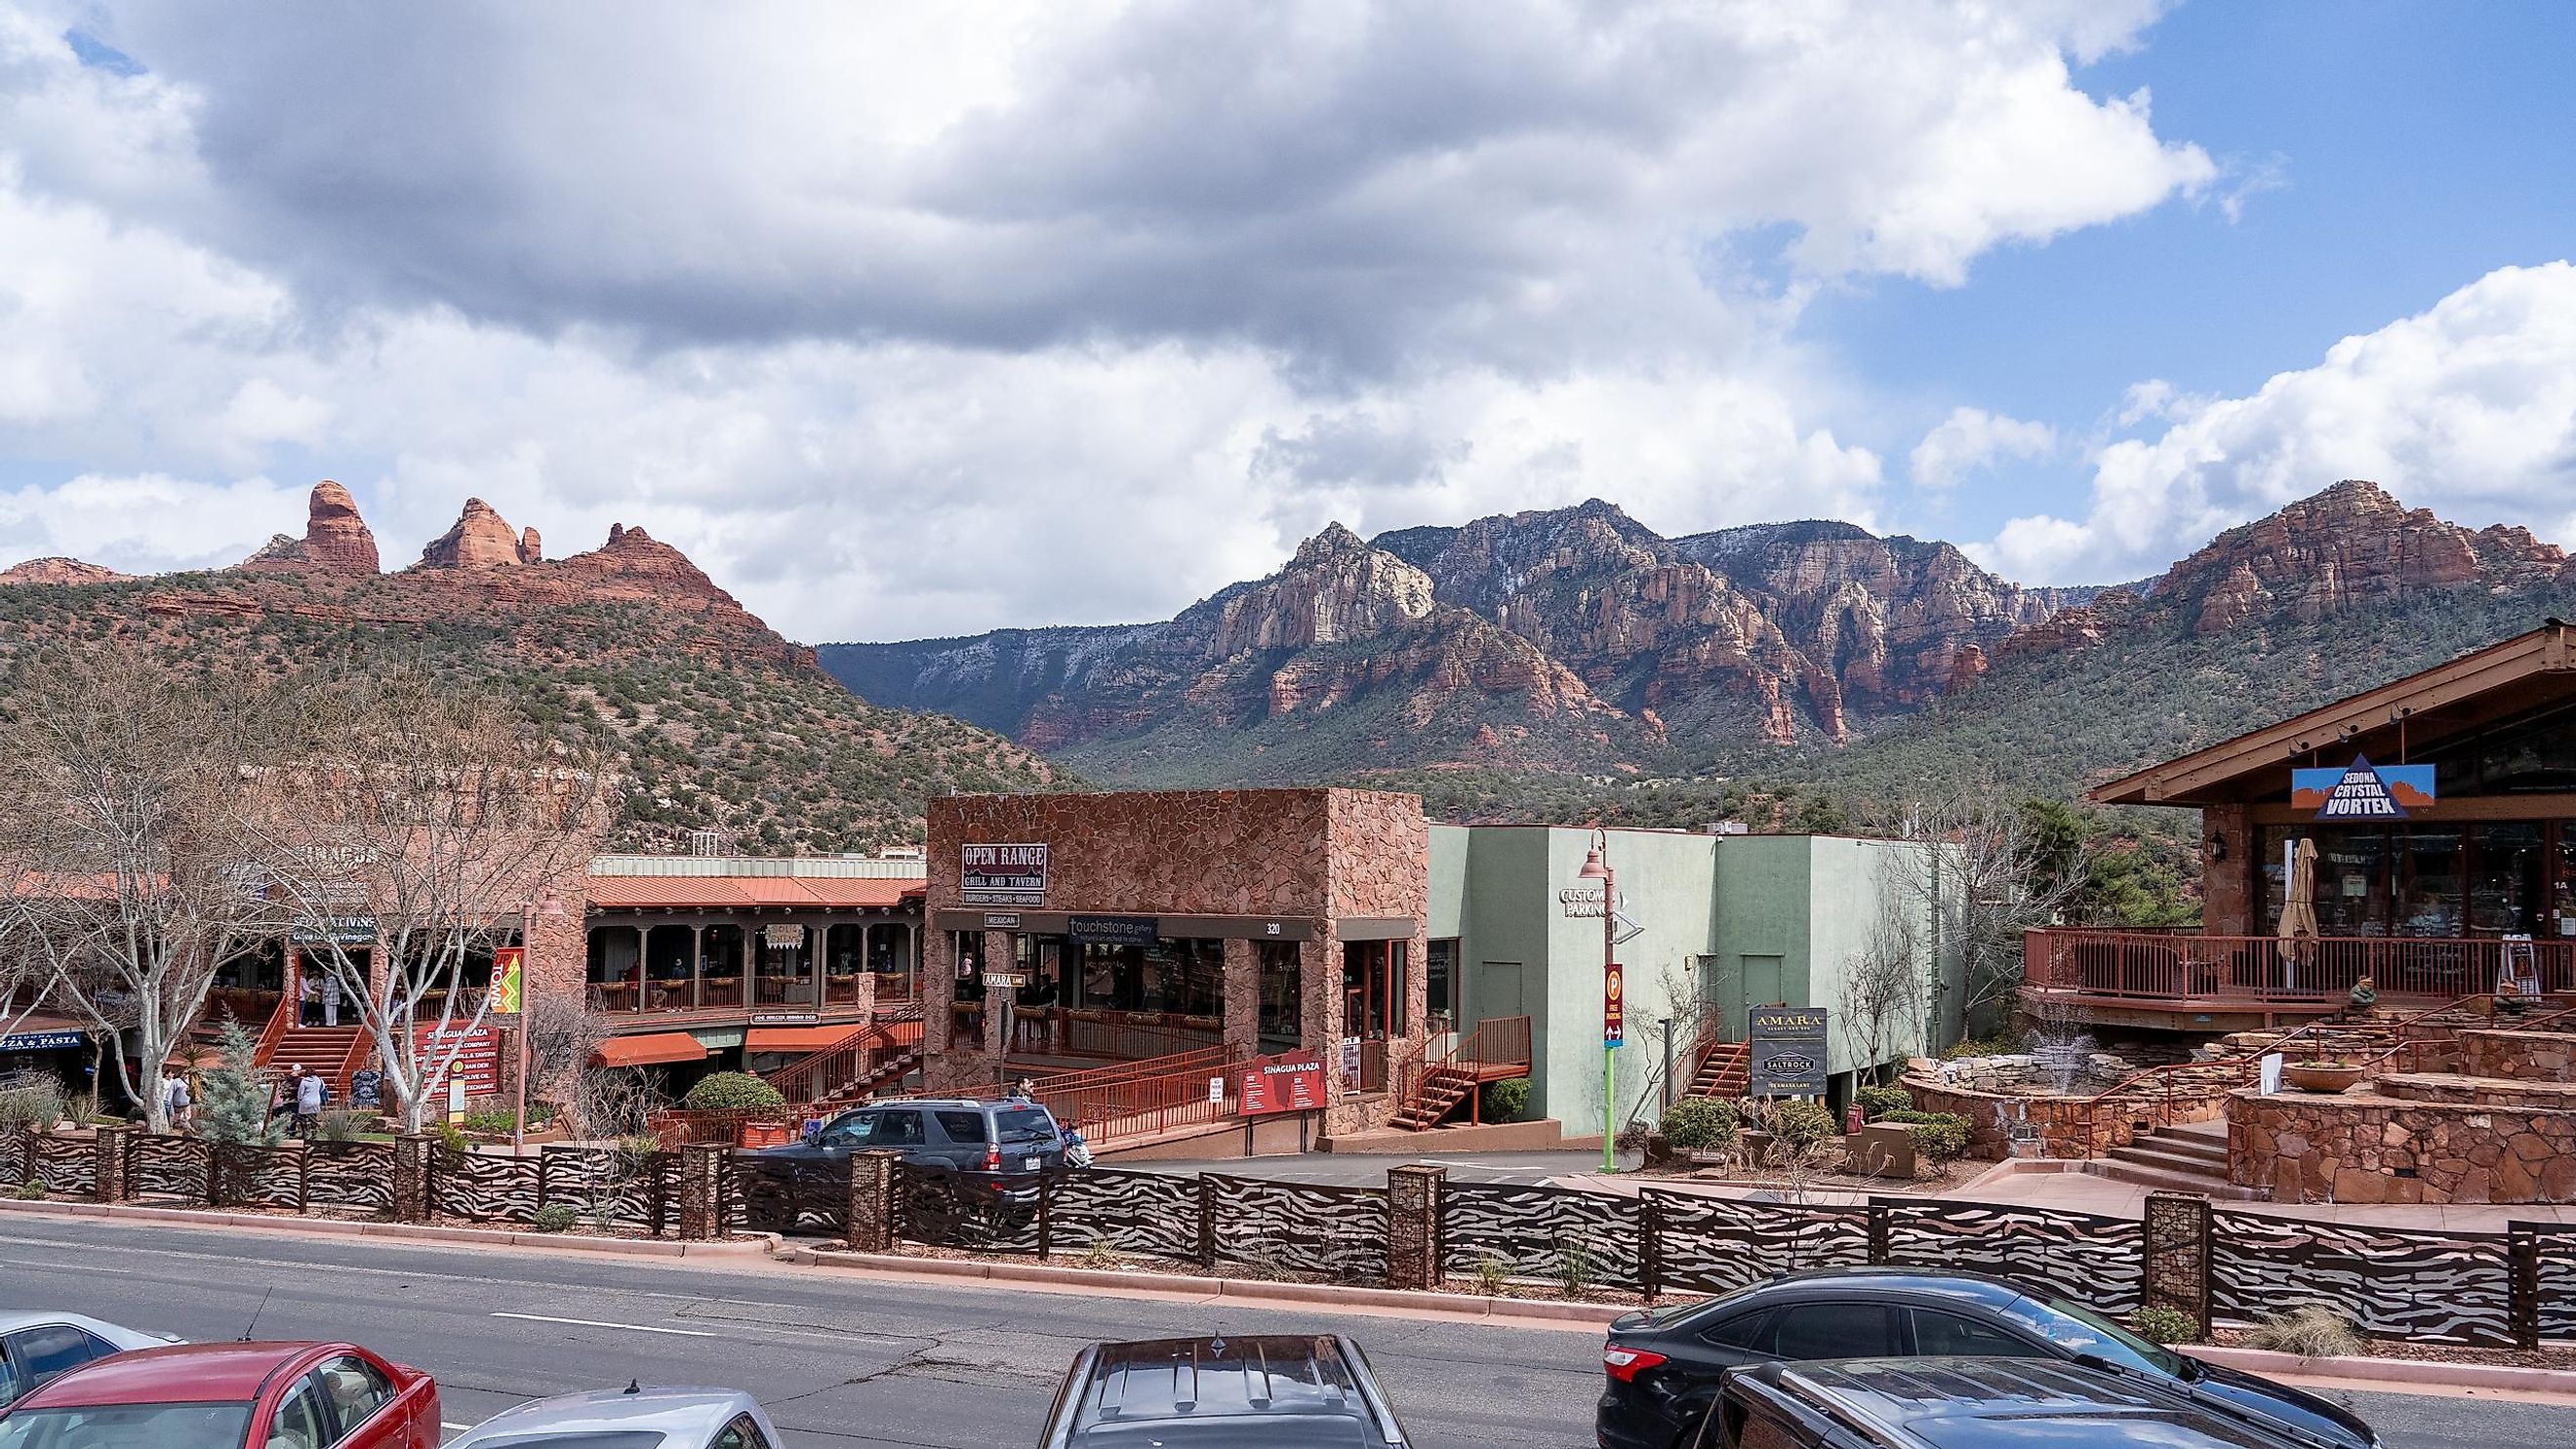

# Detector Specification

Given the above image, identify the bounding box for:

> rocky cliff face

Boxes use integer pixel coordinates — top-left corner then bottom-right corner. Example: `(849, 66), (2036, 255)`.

(419, 498), (540, 569)
(237, 480), (382, 575)
(2000, 481), (2571, 659)
(0, 557), (126, 586)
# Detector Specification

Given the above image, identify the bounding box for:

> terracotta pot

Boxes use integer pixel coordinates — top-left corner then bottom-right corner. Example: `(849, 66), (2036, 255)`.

(2280, 1063), (2366, 1094)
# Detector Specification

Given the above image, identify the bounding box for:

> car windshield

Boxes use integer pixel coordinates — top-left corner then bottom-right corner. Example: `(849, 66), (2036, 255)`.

(0, 1402), (254, 1449)
(2003, 1296), (2189, 1377)
(996, 1107), (1058, 1144)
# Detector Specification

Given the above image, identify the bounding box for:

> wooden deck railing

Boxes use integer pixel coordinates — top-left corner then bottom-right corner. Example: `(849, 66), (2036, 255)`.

(763, 1005), (925, 1107)
(2025, 929), (2576, 1006)
(960, 1044), (1245, 1146)
(1391, 1015), (1532, 1120)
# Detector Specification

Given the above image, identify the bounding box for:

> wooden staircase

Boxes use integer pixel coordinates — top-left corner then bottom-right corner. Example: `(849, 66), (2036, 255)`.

(1684, 1040), (1750, 1100)
(262, 1024), (367, 1099)
(761, 1008), (925, 1117)
(1388, 1016), (1533, 1132)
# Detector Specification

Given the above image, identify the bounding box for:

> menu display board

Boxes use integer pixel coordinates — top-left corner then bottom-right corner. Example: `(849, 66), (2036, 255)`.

(418, 1024), (502, 1099)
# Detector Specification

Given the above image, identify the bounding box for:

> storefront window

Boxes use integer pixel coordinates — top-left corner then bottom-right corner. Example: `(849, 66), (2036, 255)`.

(2470, 823), (2547, 934)
(2396, 827), (2465, 937)
(1258, 941), (1302, 1050)
(953, 932), (986, 1000)
(2314, 831), (2388, 936)
(1427, 939), (1457, 1032)
(1342, 940), (1407, 1039)
(1069, 938), (1222, 1017)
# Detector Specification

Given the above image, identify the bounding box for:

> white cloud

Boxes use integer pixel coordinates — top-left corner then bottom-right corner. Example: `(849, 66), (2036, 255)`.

(1908, 406), (2056, 491)
(0, 1), (2224, 637)
(1974, 262), (2576, 583)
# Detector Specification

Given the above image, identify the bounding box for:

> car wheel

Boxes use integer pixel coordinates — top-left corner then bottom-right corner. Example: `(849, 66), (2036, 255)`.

(1670, 1413), (1705, 1449)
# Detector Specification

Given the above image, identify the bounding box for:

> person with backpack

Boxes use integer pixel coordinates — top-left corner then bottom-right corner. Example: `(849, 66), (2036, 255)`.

(160, 1068), (192, 1133)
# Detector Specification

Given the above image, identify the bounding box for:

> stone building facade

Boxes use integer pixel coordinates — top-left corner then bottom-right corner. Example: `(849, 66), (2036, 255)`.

(923, 788), (1429, 1131)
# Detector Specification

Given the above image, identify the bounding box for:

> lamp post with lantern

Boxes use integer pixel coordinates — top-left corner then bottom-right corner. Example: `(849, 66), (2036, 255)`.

(1575, 829), (1620, 1173)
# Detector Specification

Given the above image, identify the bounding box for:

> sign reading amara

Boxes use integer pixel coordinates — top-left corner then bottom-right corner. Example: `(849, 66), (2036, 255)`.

(1239, 1051), (1328, 1116)
(960, 842), (1049, 904)
(2291, 756), (2435, 821)
(1747, 1005), (1829, 1097)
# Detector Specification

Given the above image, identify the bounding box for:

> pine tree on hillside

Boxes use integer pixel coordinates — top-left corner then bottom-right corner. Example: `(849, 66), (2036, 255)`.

(197, 1020), (285, 1147)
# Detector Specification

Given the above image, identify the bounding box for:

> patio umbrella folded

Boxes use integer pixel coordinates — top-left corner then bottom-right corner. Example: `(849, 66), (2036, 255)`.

(2277, 836), (2319, 989)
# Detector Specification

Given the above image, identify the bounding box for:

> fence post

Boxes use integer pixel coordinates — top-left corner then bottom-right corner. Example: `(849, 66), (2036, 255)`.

(847, 1148), (900, 1253)
(1037, 1169), (1055, 1263)
(2141, 1191), (2212, 1340)
(537, 1148), (554, 1213)
(1867, 1197), (1891, 1266)
(2508, 1223), (2540, 1351)
(392, 1134), (433, 1224)
(296, 1142), (312, 1216)
(1386, 1164), (1445, 1291)
(678, 1143), (726, 1241)
(1196, 1174), (1218, 1272)
(1640, 1190), (1663, 1304)
(94, 1124), (132, 1203)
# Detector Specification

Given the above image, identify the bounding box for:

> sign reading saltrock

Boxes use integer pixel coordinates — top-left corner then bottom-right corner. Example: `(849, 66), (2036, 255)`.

(960, 842), (1049, 904)
(2291, 755), (2435, 821)
(1748, 1005), (1829, 1097)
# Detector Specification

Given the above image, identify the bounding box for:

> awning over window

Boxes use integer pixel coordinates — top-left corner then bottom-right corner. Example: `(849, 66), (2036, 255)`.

(592, 1031), (708, 1067)
(745, 1026), (854, 1053)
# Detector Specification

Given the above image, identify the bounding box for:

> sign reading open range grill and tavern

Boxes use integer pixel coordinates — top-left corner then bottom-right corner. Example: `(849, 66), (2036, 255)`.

(960, 842), (1049, 904)
(1748, 1005), (1829, 1096)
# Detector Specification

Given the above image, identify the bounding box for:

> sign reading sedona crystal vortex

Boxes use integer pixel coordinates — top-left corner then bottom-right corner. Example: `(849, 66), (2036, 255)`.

(961, 842), (1048, 905)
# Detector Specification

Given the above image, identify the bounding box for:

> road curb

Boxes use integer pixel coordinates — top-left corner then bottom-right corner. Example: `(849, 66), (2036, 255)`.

(2186, 1345), (2576, 1397)
(0, 1195), (781, 1258)
(791, 1247), (1628, 1327)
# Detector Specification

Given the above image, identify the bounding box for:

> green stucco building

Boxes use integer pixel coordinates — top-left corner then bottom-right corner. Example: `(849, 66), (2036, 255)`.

(1427, 825), (1964, 1138)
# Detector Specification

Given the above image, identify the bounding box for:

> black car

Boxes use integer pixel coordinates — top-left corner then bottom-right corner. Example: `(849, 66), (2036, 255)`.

(1037, 1335), (1414, 1449)
(754, 1096), (1069, 1177)
(1696, 1356), (2348, 1449)
(1597, 1269), (2373, 1449)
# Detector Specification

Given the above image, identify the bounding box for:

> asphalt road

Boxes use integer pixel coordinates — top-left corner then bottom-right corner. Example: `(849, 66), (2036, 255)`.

(1, 1215), (2570, 1449)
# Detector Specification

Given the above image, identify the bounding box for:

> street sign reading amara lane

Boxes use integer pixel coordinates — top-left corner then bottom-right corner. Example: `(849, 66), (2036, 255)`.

(1748, 1005), (1829, 1096)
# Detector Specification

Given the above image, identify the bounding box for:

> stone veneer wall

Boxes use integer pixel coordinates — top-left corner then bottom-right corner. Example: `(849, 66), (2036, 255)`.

(2456, 1028), (2576, 1082)
(2200, 805), (2252, 937)
(1904, 1074), (2229, 1159)
(921, 788), (1430, 1127)
(2227, 1086), (2576, 1204)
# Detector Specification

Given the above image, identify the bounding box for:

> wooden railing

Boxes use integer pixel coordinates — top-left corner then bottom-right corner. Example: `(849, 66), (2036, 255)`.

(253, 992), (294, 1066)
(2026, 929), (2576, 1005)
(1391, 1015), (1532, 1120)
(1056, 1010), (1224, 1061)
(1022, 1046), (1245, 1145)
(764, 1005), (926, 1107)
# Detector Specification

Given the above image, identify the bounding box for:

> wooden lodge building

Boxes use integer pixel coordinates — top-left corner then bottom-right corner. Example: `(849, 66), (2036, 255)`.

(2029, 621), (2576, 1031)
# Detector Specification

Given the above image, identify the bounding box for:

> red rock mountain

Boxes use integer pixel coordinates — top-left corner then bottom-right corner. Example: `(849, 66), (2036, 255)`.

(0, 482), (1058, 851)
(825, 481), (2567, 787)
(1999, 480), (2570, 660)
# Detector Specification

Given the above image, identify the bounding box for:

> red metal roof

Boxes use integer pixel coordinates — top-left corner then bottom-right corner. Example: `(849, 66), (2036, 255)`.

(585, 875), (921, 910)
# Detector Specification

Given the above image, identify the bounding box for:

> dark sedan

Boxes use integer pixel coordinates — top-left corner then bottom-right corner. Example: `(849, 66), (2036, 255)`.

(1596, 1268), (2374, 1449)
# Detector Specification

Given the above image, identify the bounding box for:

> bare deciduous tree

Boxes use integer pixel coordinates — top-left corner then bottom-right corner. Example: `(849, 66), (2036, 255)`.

(1881, 782), (2089, 1045)
(247, 670), (604, 1132)
(1836, 863), (1921, 1082)
(0, 650), (281, 1132)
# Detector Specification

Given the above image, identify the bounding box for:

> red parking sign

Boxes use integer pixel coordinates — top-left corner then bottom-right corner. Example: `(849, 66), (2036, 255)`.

(1604, 961), (1625, 1046)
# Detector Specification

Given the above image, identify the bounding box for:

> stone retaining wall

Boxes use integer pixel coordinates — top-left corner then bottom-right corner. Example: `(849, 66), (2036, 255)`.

(2226, 1086), (2576, 1204)
(2456, 1028), (2576, 1082)
(1903, 1074), (2229, 1159)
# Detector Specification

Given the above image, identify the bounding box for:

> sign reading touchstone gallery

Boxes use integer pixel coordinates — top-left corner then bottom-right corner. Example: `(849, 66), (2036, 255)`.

(960, 842), (1049, 905)
(1747, 1005), (1829, 1097)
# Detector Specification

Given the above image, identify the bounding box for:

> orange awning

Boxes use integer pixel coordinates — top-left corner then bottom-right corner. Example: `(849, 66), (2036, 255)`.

(745, 1026), (855, 1053)
(592, 1031), (708, 1067)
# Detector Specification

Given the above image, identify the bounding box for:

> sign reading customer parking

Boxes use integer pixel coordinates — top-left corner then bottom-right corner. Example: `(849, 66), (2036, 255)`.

(2291, 756), (2435, 821)
(1748, 1006), (1829, 1096)
(961, 842), (1049, 905)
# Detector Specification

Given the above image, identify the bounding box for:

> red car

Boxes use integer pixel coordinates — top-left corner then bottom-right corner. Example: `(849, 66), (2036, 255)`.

(0, 1341), (438, 1449)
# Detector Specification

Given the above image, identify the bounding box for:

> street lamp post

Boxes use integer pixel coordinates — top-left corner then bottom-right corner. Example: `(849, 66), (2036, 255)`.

(510, 891), (566, 1152)
(1578, 831), (1619, 1174)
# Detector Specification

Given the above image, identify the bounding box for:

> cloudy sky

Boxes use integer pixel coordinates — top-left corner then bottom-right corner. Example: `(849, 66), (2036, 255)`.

(2, 2), (2572, 641)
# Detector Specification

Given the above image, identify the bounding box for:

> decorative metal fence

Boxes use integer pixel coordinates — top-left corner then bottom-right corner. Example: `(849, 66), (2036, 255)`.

(2212, 1210), (2516, 1348)
(5, 1128), (2572, 1349)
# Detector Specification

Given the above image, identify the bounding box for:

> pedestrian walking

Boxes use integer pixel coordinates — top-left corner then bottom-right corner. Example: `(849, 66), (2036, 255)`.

(321, 973), (342, 1028)
(160, 1068), (192, 1133)
(288, 1063), (327, 1138)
